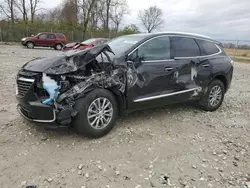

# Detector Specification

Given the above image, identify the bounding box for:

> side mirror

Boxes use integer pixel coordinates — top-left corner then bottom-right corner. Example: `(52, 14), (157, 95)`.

(127, 51), (144, 68)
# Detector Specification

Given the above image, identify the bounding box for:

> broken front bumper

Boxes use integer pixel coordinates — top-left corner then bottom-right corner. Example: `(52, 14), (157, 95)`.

(17, 100), (56, 123)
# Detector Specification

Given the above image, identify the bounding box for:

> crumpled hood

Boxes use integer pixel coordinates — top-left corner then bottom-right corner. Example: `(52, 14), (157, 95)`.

(23, 44), (115, 75)
(23, 56), (69, 72)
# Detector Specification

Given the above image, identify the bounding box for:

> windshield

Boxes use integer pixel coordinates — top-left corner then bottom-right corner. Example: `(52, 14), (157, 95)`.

(81, 38), (96, 45)
(107, 35), (147, 56)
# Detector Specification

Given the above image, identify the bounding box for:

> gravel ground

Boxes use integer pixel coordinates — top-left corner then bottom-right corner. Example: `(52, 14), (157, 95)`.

(0, 45), (249, 188)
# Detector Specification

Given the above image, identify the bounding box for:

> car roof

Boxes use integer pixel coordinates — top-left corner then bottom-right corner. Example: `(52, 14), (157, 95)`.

(39, 32), (65, 35)
(126, 32), (220, 44)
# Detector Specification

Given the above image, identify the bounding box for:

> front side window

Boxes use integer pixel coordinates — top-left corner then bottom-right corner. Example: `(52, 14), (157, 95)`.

(170, 36), (200, 58)
(39, 34), (47, 39)
(137, 36), (170, 61)
(196, 39), (220, 55)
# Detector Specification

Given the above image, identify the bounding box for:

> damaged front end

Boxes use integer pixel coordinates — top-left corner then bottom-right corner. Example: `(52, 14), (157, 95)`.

(18, 44), (128, 126)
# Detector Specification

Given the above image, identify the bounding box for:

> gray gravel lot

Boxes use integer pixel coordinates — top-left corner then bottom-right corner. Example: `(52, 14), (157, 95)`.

(0, 45), (249, 188)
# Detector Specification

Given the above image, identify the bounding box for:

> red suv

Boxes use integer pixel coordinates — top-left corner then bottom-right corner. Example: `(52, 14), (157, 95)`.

(21, 32), (67, 50)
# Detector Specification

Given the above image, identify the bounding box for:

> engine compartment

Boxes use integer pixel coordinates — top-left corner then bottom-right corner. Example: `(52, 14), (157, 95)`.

(26, 44), (129, 125)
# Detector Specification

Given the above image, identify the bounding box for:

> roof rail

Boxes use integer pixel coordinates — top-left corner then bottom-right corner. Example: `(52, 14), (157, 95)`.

(155, 31), (211, 39)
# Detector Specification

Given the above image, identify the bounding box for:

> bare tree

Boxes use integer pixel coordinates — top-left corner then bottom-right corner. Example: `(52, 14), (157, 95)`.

(61, 0), (78, 26)
(77, 0), (97, 38)
(138, 5), (164, 33)
(15, 0), (28, 23)
(0, 0), (15, 24)
(96, 0), (112, 31)
(29, 0), (42, 23)
(110, 0), (128, 33)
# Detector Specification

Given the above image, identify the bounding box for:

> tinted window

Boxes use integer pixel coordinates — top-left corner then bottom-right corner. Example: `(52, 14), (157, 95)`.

(47, 34), (56, 39)
(39, 34), (47, 39)
(137, 36), (170, 61)
(196, 39), (220, 55)
(170, 37), (200, 58)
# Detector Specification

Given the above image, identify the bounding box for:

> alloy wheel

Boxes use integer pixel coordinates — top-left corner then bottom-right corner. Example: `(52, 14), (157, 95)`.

(87, 97), (113, 130)
(209, 85), (222, 107)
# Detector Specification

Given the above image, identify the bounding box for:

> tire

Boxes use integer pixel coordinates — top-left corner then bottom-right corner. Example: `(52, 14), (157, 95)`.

(55, 43), (63, 50)
(73, 89), (118, 138)
(199, 79), (225, 111)
(26, 41), (34, 49)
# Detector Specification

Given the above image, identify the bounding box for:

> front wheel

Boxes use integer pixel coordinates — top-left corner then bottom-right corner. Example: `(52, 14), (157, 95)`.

(26, 41), (34, 49)
(199, 80), (225, 111)
(73, 89), (118, 138)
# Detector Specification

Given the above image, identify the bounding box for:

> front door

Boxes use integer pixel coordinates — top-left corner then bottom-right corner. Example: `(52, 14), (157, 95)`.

(36, 33), (47, 46)
(126, 35), (201, 109)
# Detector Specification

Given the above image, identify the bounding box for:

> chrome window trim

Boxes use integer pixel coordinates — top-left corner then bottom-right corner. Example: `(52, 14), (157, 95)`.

(127, 35), (222, 62)
(142, 59), (175, 63)
(18, 77), (35, 82)
(134, 88), (198, 102)
(174, 44), (222, 60)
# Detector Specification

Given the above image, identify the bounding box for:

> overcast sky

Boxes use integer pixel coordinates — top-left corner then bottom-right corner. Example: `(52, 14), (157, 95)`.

(43, 0), (250, 40)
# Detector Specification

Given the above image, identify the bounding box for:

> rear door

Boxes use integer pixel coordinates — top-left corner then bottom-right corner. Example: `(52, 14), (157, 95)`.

(127, 35), (202, 109)
(169, 36), (202, 93)
(46, 34), (56, 47)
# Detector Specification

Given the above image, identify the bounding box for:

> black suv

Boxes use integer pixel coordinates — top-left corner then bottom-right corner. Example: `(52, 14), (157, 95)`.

(16, 32), (234, 138)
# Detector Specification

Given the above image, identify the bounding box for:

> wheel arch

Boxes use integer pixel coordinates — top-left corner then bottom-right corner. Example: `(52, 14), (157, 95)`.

(107, 87), (126, 117)
(211, 74), (228, 91)
(26, 41), (34, 45)
(74, 87), (126, 117)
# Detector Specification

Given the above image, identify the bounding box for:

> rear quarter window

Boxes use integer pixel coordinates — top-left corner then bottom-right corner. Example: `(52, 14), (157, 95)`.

(196, 39), (220, 55)
(57, 34), (65, 39)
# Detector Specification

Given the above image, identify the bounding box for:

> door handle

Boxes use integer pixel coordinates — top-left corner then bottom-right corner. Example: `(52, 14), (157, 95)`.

(202, 64), (210, 68)
(164, 67), (173, 71)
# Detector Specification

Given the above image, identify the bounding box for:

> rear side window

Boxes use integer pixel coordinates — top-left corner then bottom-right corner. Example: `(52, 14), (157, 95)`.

(196, 39), (220, 55)
(57, 34), (65, 39)
(47, 34), (56, 39)
(170, 36), (200, 58)
(137, 36), (170, 61)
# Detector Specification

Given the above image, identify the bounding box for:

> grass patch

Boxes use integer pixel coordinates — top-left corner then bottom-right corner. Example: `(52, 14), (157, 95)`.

(225, 48), (250, 57)
(233, 57), (250, 64)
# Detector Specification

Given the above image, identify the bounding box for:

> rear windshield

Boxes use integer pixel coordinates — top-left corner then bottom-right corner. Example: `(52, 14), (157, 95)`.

(81, 38), (96, 45)
(107, 35), (147, 56)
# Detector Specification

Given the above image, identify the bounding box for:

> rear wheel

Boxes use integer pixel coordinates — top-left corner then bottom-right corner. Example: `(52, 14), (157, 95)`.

(26, 41), (34, 49)
(73, 89), (118, 138)
(199, 79), (225, 111)
(55, 43), (63, 50)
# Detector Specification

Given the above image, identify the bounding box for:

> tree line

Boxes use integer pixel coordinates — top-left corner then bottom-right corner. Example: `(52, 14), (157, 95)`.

(0, 0), (164, 40)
